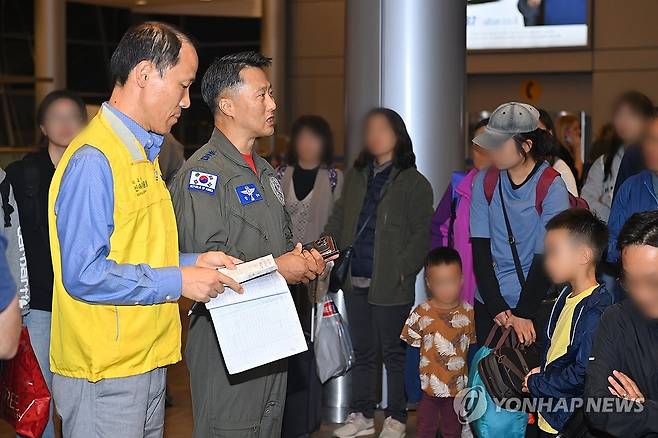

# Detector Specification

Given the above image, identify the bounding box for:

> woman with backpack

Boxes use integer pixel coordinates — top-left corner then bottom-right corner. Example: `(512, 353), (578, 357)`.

(326, 108), (433, 438)
(5, 89), (87, 438)
(469, 102), (570, 350)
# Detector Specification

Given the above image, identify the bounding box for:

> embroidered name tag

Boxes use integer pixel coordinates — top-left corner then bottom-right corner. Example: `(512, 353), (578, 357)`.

(235, 183), (263, 205)
(188, 171), (218, 195)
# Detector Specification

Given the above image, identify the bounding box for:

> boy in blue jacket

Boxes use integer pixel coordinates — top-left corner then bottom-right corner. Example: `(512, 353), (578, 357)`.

(523, 209), (614, 436)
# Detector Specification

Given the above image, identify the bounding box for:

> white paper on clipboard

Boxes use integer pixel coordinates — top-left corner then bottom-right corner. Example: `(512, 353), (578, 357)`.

(205, 271), (307, 374)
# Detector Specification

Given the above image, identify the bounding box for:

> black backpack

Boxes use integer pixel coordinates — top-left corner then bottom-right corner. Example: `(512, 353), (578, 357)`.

(478, 326), (531, 406)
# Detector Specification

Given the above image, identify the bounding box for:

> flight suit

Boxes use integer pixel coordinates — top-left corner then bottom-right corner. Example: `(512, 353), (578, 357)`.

(169, 128), (293, 438)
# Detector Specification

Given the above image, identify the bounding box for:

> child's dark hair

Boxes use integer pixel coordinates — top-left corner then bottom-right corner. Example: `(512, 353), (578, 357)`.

(425, 247), (462, 271)
(546, 209), (609, 262)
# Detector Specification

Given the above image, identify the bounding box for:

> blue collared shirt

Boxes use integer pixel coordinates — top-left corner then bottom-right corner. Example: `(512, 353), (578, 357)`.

(54, 103), (198, 305)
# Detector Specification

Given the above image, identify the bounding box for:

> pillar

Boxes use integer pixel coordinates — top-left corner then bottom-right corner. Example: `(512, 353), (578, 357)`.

(344, 0), (466, 203)
(261, 0), (287, 133)
(344, 0), (466, 409)
(34, 0), (66, 105)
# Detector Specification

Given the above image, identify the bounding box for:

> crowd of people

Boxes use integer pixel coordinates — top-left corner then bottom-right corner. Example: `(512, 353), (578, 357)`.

(0, 20), (658, 438)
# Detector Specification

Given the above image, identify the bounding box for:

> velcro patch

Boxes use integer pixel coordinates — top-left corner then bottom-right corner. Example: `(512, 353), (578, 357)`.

(235, 183), (263, 205)
(189, 171), (218, 195)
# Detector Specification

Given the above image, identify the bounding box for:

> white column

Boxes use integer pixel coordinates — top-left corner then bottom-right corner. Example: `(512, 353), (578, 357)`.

(344, 0), (466, 203)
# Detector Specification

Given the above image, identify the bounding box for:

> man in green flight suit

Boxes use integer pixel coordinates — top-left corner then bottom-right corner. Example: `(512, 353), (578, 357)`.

(170, 51), (326, 437)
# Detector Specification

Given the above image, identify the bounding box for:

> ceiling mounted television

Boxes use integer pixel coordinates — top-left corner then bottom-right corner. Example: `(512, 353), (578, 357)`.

(467, 0), (589, 50)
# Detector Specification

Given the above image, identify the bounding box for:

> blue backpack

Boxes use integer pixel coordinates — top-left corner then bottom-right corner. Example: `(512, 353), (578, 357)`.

(466, 328), (528, 438)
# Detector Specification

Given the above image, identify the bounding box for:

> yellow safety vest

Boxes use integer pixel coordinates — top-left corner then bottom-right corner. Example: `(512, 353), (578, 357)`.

(48, 106), (182, 382)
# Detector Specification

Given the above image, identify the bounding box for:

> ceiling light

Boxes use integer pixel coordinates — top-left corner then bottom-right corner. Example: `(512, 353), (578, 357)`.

(136, 0), (147, 5)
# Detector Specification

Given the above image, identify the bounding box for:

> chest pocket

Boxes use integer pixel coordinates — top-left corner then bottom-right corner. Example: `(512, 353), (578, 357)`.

(115, 161), (168, 215)
(228, 204), (269, 260)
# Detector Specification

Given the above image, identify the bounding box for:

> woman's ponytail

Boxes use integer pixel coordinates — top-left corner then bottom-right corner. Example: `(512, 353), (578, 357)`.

(513, 128), (556, 163)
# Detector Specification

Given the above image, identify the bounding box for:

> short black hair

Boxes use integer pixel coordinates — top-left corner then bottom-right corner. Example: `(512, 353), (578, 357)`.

(425, 247), (462, 271)
(36, 90), (87, 147)
(618, 211), (658, 253)
(110, 21), (195, 86)
(354, 107), (416, 171)
(286, 115), (335, 167)
(201, 51), (272, 115)
(546, 209), (609, 262)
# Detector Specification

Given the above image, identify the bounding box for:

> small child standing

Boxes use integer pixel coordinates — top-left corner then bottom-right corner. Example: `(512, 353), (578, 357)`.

(400, 247), (475, 438)
(524, 209), (613, 437)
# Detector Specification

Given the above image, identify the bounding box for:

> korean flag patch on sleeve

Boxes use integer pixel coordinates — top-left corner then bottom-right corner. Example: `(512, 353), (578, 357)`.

(188, 170), (218, 195)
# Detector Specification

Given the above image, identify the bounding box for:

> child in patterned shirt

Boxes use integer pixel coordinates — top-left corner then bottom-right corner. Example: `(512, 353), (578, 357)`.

(401, 247), (475, 438)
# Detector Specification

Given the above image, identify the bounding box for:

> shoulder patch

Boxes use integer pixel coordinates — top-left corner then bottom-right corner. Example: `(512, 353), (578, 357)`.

(269, 176), (285, 205)
(189, 170), (218, 195)
(236, 183), (263, 205)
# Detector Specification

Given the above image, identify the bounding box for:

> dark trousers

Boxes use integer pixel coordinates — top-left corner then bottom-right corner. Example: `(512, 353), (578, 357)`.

(344, 287), (412, 423)
(416, 394), (461, 438)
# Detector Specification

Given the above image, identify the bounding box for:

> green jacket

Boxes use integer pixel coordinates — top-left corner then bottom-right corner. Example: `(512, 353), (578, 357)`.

(324, 164), (433, 305)
(169, 128), (293, 260)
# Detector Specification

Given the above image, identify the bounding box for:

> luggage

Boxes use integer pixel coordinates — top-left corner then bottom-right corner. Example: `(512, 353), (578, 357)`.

(478, 327), (531, 404)
(466, 327), (529, 438)
(0, 327), (51, 438)
(281, 337), (323, 438)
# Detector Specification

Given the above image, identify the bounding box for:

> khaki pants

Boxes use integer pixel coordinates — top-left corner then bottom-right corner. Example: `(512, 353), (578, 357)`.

(186, 313), (287, 438)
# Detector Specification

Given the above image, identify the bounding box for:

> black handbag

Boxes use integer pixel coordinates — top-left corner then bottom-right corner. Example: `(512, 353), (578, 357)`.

(328, 171), (399, 293)
(478, 326), (531, 406)
(328, 216), (372, 293)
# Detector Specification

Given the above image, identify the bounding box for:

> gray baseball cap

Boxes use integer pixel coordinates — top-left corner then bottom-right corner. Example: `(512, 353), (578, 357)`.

(473, 102), (540, 150)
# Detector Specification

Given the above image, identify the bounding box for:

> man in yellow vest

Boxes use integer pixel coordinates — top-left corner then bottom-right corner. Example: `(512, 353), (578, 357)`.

(48, 22), (242, 438)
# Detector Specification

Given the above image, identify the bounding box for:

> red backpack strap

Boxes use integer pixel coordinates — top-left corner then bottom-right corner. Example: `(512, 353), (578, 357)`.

(483, 167), (500, 204)
(535, 167), (560, 215)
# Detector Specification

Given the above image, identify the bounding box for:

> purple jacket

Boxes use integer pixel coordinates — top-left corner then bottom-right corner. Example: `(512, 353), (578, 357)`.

(430, 168), (478, 305)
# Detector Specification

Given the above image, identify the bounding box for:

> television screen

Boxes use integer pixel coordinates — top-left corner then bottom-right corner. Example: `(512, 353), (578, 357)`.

(467, 0), (589, 50)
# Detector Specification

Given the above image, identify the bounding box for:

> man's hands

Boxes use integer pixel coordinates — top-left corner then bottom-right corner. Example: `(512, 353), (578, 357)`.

(608, 370), (646, 403)
(505, 314), (536, 346)
(182, 244), (327, 302)
(276, 243), (326, 284)
(195, 251), (242, 270)
(180, 251), (243, 303)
